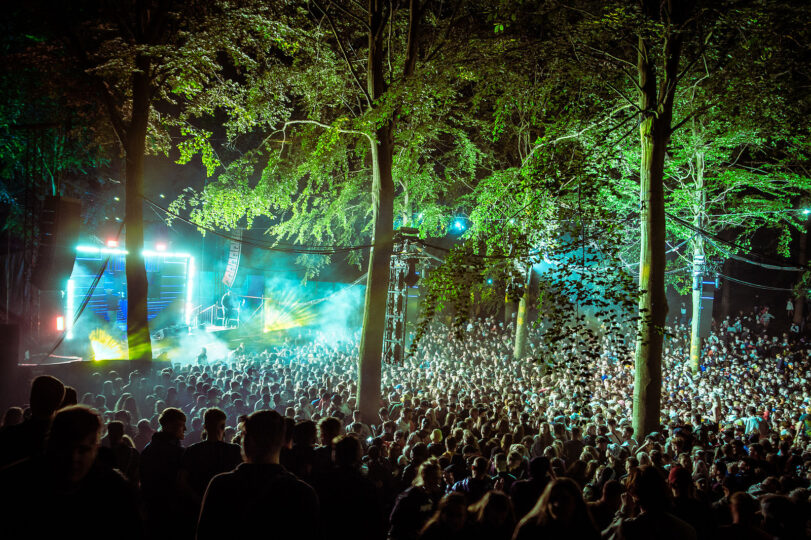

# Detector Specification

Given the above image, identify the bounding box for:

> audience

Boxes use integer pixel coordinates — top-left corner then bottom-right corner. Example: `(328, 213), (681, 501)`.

(196, 410), (319, 540)
(0, 308), (809, 539)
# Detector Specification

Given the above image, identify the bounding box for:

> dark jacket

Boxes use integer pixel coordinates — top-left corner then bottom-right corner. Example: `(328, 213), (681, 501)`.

(0, 417), (51, 468)
(313, 465), (385, 540)
(197, 462), (319, 540)
(140, 431), (190, 536)
(450, 475), (493, 503)
(510, 476), (550, 520)
(0, 457), (142, 539)
(604, 510), (697, 540)
(389, 486), (438, 540)
(181, 439), (242, 500)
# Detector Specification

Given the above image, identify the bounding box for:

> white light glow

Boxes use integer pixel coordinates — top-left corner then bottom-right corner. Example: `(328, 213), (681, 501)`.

(185, 256), (195, 326)
(66, 279), (75, 339)
(75, 245), (192, 259)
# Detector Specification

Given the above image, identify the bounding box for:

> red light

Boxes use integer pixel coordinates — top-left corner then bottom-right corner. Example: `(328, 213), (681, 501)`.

(156, 243), (167, 251)
(56, 316), (65, 331)
(106, 240), (118, 248)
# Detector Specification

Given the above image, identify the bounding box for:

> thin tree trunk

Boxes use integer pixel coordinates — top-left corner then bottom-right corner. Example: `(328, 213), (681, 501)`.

(632, 5), (683, 437)
(513, 266), (536, 360)
(689, 150), (706, 373)
(124, 56), (153, 362)
(794, 216), (810, 325)
(504, 294), (516, 327)
(720, 259), (732, 319)
(689, 239), (704, 372)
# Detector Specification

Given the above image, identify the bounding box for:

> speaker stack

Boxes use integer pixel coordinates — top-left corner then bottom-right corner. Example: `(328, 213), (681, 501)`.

(31, 196), (81, 291)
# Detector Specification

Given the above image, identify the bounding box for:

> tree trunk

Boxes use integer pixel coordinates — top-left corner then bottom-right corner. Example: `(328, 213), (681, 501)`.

(514, 266), (537, 360)
(793, 216), (810, 325)
(513, 287), (529, 361)
(689, 150), (706, 374)
(124, 57), (153, 362)
(689, 240), (704, 372)
(720, 258), (732, 319)
(504, 294), (516, 327)
(357, 0), (396, 423)
(632, 8), (683, 437)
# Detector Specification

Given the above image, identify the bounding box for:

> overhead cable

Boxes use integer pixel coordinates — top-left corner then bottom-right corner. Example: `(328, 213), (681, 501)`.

(705, 237), (804, 272)
(665, 211), (808, 271)
(717, 273), (796, 292)
(143, 195), (374, 255)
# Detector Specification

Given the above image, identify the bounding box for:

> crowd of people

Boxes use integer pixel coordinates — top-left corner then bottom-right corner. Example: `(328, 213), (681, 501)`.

(0, 304), (810, 539)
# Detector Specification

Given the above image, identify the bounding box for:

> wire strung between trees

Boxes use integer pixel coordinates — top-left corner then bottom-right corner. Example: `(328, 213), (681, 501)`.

(145, 194), (808, 278)
(143, 195), (375, 255)
(705, 237), (805, 272)
(716, 273), (796, 293)
(665, 211), (808, 272)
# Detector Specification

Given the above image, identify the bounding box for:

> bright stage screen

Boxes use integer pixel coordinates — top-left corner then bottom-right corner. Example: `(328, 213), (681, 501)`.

(61, 245), (194, 360)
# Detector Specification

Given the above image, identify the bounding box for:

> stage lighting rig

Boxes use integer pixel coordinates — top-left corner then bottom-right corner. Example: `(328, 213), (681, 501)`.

(383, 227), (421, 363)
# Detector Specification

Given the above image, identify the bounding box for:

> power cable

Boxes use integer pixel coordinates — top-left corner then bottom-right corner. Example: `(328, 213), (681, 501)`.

(143, 195), (375, 255)
(705, 237), (804, 272)
(665, 211), (808, 271)
(717, 273), (796, 292)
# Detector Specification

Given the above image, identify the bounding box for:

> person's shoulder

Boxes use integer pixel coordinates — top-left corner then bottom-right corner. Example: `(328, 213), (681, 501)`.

(0, 455), (37, 484)
(184, 439), (207, 454)
(87, 463), (132, 490)
(273, 467), (318, 501)
(206, 465), (242, 490)
(221, 440), (242, 454)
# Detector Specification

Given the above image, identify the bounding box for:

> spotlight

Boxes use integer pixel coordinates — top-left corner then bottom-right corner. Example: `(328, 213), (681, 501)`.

(804, 209), (811, 216)
(156, 242), (167, 251)
(114, 196), (120, 201)
(56, 316), (64, 331)
(487, 278), (494, 285)
(454, 219), (465, 231)
(159, 194), (166, 199)
(106, 239), (118, 248)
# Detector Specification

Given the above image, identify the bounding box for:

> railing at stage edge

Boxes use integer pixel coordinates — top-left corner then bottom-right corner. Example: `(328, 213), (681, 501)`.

(195, 304), (215, 328)
(189, 272), (369, 329)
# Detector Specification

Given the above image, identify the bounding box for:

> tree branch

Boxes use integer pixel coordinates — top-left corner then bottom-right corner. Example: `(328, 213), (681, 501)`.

(265, 119), (375, 149)
(63, 29), (128, 146)
(326, 0), (371, 31)
(312, 0), (373, 108)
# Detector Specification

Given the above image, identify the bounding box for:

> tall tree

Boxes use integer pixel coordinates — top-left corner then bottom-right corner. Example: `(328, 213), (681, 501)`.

(39, 0), (282, 361)
(170, 1), (492, 420)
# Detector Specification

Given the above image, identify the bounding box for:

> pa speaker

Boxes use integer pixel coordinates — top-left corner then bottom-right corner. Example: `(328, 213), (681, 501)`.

(0, 323), (21, 408)
(31, 196), (81, 291)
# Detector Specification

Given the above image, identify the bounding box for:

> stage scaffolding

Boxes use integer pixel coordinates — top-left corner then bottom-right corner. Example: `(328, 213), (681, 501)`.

(382, 228), (421, 363)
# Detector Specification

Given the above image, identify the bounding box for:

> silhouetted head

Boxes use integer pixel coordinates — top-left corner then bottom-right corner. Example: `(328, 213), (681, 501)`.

(242, 410), (285, 463)
(158, 407), (187, 440)
(629, 465), (669, 512)
(46, 405), (102, 483)
(107, 421), (125, 445)
(30, 375), (65, 418)
(203, 407), (227, 441)
(421, 492), (467, 535)
(334, 435), (362, 468)
(317, 416), (341, 446)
